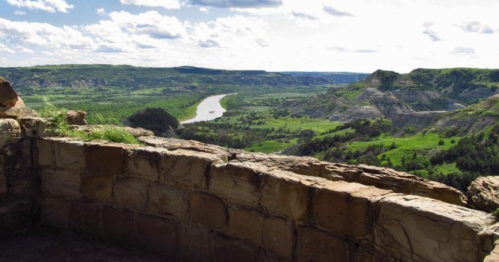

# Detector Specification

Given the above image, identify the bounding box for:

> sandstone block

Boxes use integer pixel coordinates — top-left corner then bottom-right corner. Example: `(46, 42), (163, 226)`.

(0, 77), (18, 107)
(65, 110), (87, 125)
(228, 208), (263, 247)
(0, 201), (35, 235)
(468, 176), (499, 212)
(85, 144), (124, 175)
(5, 169), (40, 199)
(146, 183), (188, 219)
(261, 170), (309, 222)
(133, 214), (177, 257)
(81, 173), (112, 200)
(210, 163), (261, 208)
(102, 207), (133, 242)
(41, 169), (81, 199)
(3, 137), (32, 170)
(36, 139), (55, 167)
(0, 156), (6, 200)
(190, 192), (227, 229)
(113, 178), (147, 211)
(40, 198), (69, 229)
(179, 223), (210, 262)
(375, 195), (496, 262)
(254, 250), (281, 262)
(160, 149), (224, 189)
(296, 226), (351, 262)
(210, 232), (256, 262)
(0, 119), (20, 149)
(313, 181), (388, 239)
(69, 202), (100, 236)
(0, 97), (39, 118)
(19, 117), (46, 137)
(54, 140), (85, 169)
(127, 147), (162, 181)
(263, 218), (293, 259)
(484, 240), (499, 262)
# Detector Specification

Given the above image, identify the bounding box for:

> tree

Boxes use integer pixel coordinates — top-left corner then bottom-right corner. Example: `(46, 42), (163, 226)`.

(128, 108), (179, 136)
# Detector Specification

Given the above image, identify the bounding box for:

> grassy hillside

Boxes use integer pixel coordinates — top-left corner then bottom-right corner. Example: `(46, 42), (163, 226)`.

(281, 68), (499, 132)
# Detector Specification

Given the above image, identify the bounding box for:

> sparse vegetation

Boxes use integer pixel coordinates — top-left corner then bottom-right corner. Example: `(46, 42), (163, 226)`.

(40, 99), (139, 144)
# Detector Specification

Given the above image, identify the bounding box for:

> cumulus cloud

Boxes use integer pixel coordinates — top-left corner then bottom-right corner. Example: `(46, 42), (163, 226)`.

(107, 11), (187, 39)
(0, 18), (94, 49)
(14, 10), (27, 15)
(456, 21), (496, 34)
(422, 22), (441, 42)
(95, 45), (124, 53)
(6, 0), (74, 13)
(323, 6), (353, 17)
(199, 39), (220, 48)
(451, 47), (475, 55)
(255, 38), (269, 47)
(0, 43), (16, 54)
(119, 0), (182, 9)
(291, 11), (317, 20)
(329, 47), (377, 53)
(190, 0), (282, 9)
(190, 16), (268, 50)
(96, 8), (106, 16)
(17, 46), (34, 53)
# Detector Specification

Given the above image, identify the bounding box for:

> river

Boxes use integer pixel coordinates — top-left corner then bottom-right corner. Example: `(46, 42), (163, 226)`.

(181, 94), (231, 124)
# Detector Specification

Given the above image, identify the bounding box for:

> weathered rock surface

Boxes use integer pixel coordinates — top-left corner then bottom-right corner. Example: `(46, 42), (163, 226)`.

(65, 110), (87, 125)
(69, 125), (154, 138)
(0, 77), (18, 107)
(0, 77), (39, 118)
(138, 136), (468, 206)
(468, 176), (499, 212)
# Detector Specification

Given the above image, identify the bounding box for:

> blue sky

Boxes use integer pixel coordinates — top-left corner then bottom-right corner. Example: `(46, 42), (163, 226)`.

(0, 0), (498, 72)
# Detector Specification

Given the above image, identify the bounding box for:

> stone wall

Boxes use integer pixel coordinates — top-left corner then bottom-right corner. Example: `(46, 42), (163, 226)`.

(0, 118), (42, 235)
(2, 114), (499, 261)
(34, 136), (499, 262)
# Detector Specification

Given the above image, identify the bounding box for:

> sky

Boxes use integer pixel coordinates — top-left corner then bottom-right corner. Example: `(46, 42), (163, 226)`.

(0, 0), (498, 73)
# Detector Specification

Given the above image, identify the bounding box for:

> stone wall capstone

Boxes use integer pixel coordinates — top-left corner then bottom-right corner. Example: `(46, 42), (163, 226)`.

(33, 136), (499, 262)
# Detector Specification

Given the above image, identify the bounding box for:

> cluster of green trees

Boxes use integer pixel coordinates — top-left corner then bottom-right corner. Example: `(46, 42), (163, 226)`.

(128, 108), (179, 136)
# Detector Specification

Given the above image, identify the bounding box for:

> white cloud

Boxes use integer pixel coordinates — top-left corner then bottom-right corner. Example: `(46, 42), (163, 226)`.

(120, 0), (182, 9)
(323, 6), (353, 17)
(456, 21), (497, 34)
(107, 11), (187, 39)
(199, 39), (220, 48)
(451, 47), (475, 55)
(14, 10), (27, 15)
(291, 11), (317, 20)
(96, 8), (106, 16)
(0, 18), (95, 50)
(255, 38), (269, 47)
(17, 46), (34, 53)
(0, 43), (16, 54)
(199, 7), (209, 12)
(190, 0), (282, 8)
(2, 1), (499, 72)
(6, 0), (74, 13)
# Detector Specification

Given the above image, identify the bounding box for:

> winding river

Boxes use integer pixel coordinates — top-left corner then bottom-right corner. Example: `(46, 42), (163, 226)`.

(181, 94), (231, 124)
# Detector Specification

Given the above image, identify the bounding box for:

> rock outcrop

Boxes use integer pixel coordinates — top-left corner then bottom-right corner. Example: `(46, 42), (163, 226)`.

(65, 110), (87, 125)
(468, 176), (499, 212)
(0, 77), (39, 119)
(0, 77), (18, 107)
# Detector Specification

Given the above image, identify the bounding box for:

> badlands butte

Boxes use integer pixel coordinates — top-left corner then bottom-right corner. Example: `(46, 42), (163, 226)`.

(2, 70), (499, 261)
